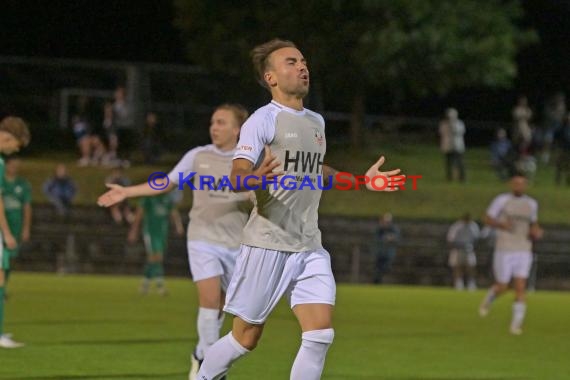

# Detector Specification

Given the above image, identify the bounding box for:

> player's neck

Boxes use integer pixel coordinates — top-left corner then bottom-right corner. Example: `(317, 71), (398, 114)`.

(5, 174), (16, 181)
(271, 93), (304, 111)
(214, 142), (236, 152)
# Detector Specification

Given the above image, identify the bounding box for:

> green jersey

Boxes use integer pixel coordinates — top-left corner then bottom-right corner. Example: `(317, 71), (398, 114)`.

(3, 176), (32, 239)
(0, 157), (4, 192)
(0, 156), (6, 268)
(140, 193), (175, 235)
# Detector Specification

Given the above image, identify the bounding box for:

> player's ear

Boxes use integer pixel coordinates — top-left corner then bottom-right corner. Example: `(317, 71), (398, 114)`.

(264, 71), (276, 87)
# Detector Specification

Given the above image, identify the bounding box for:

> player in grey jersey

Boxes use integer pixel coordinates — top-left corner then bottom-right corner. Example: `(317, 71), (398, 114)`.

(479, 173), (543, 335)
(97, 104), (251, 380)
(196, 39), (404, 380)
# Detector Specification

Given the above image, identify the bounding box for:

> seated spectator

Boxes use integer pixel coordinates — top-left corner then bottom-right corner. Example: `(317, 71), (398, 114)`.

(100, 101), (119, 166)
(490, 128), (516, 180)
(141, 112), (162, 164)
(43, 164), (77, 218)
(72, 116), (93, 167)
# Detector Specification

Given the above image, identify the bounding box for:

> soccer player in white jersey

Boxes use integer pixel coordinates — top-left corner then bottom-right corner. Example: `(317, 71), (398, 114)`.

(479, 173), (543, 335)
(97, 105), (251, 379)
(195, 39), (403, 380)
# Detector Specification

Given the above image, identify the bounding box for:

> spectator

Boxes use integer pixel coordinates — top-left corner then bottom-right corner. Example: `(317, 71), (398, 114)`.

(512, 95), (533, 156)
(112, 86), (135, 160)
(104, 167), (134, 224)
(439, 108), (466, 182)
(43, 164), (77, 218)
(542, 92), (567, 163)
(554, 113), (570, 185)
(72, 116), (93, 167)
(101, 101), (119, 166)
(447, 213), (480, 291)
(372, 213), (401, 284)
(141, 112), (162, 164)
(490, 128), (516, 180)
(71, 96), (102, 167)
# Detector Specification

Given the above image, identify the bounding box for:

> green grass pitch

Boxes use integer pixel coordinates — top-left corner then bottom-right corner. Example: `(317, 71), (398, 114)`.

(1, 273), (569, 379)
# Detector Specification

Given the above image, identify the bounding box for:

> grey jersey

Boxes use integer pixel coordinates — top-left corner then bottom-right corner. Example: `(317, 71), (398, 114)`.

(486, 193), (538, 253)
(168, 145), (251, 249)
(235, 101), (326, 252)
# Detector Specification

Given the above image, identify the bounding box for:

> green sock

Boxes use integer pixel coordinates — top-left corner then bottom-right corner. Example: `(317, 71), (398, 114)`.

(5, 269), (10, 284)
(143, 263), (153, 279)
(155, 263), (164, 279)
(0, 286), (5, 336)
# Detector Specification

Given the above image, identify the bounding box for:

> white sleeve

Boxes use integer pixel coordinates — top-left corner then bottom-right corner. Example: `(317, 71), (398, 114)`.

(447, 222), (459, 242)
(470, 222), (481, 239)
(457, 120), (466, 135)
(486, 194), (508, 219)
(234, 110), (275, 164)
(530, 198), (538, 223)
(168, 147), (202, 185)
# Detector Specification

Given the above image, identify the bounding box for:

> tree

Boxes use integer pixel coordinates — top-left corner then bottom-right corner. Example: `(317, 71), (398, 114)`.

(174, 0), (537, 148)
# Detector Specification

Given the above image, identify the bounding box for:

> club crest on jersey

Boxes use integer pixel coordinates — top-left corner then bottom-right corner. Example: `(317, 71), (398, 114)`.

(314, 128), (324, 146)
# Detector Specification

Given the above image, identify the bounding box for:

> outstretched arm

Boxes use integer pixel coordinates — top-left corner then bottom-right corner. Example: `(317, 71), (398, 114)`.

(98, 181), (176, 207)
(323, 156), (402, 191)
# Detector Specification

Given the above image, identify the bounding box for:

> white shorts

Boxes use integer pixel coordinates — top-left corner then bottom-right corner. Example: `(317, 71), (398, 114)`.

(187, 240), (239, 291)
(493, 251), (533, 284)
(224, 245), (336, 325)
(448, 249), (476, 267)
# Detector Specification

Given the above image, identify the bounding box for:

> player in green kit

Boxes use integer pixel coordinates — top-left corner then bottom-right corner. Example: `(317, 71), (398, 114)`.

(2, 156), (32, 287)
(128, 192), (184, 295)
(0, 116), (30, 349)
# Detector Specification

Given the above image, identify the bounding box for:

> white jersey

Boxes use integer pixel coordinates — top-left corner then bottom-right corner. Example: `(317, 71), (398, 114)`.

(447, 220), (480, 253)
(168, 144), (251, 249)
(486, 193), (538, 254)
(234, 100), (326, 252)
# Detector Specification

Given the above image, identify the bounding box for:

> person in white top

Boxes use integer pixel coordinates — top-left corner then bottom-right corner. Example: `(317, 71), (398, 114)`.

(446, 213), (480, 291)
(195, 38), (403, 380)
(479, 173), (543, 335)
(439, 108), (466, 182)
(97, 105), (251, 380)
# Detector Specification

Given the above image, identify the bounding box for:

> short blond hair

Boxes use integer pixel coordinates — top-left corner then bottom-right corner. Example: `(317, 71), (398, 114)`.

(0, 116), (31, 147)
(216, 103), (249, 127)
(251, 39), (297, 90)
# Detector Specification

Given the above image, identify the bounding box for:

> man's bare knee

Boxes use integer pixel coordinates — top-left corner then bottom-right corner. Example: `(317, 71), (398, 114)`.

(232, 318), (264, 350)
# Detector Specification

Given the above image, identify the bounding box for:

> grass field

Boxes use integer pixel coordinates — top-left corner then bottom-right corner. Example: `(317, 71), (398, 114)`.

(1, 273), (568, 379)
(21, 143), (570, 225)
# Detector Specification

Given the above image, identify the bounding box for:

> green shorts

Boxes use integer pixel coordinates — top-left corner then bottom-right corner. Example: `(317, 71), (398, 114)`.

(1, 247), (10, 270)
(5, 246), (19, 258)
(143, 233), (167, 255)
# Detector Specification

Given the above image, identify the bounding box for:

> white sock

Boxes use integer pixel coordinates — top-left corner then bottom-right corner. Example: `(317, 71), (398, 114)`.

(195, 307), (221, 360)
(217, 312), (226, 331)
(483, 288), (496, 306)
(196, 332), (249, 380)
(511, 301), (527, 329)
(290, 329), (334, 380)
(454, 278), (465, 291)
(467, 279), (477, 291)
